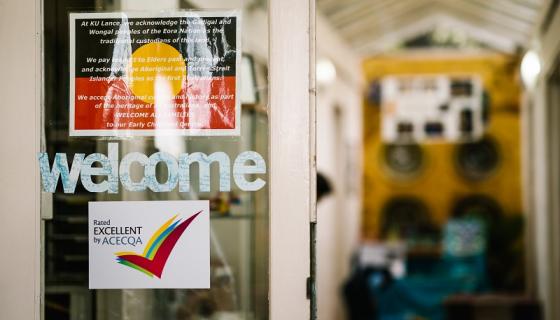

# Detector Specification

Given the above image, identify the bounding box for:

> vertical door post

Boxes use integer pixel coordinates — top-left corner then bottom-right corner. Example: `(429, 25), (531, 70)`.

(269, 0), (315, 318)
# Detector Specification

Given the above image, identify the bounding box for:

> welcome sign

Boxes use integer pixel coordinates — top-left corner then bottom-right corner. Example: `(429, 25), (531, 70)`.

(89, 200), (210, 289)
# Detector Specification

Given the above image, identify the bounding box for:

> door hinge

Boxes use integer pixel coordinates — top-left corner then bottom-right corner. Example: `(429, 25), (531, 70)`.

(306, 276), (315, 299)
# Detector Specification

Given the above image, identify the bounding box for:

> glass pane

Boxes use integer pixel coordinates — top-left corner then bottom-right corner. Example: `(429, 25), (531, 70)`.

(42, 0), (269, 319)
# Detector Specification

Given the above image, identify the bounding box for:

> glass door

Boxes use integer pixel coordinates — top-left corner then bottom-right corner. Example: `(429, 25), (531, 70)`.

(42, 1), (271, 319)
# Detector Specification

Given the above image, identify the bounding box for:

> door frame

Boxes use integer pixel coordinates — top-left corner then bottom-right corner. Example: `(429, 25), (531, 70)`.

(269, 0), (315, 319)
(0, 0), (43, 319)
(0, 0), (315, 319)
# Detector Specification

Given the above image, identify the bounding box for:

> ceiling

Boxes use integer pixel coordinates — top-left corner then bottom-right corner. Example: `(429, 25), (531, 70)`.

(317, 0), (548, 56)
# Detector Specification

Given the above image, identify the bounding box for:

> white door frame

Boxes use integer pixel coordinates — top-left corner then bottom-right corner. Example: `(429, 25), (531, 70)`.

(0, 0), (315, 319)
(269, 0), (315, 318)
(0, 0), (42, 318)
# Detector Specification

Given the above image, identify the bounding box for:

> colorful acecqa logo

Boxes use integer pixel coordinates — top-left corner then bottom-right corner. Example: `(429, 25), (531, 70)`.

(115, 211), (202, 278)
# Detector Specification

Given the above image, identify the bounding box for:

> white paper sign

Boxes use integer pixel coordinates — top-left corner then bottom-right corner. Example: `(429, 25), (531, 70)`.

(69, 11), (241, 137)
(89, 200), (209, 289)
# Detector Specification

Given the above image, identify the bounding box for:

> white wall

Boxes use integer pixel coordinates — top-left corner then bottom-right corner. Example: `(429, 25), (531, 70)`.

(526, 75), (553, 320)
(316, 15), (363, 320)
(524, 5), (560, 320)
(0, 0), (41, 319)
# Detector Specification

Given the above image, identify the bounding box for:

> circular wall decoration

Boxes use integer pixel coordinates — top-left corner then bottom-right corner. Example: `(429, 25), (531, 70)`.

(455, 137), (500, 181)
(380, 196), (435, 239)
(382, 143), (424, 178)
(451, 194), (503, 224)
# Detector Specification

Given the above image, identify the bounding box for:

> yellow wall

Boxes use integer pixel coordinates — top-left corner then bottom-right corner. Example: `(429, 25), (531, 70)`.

(362, 53), (522, 239)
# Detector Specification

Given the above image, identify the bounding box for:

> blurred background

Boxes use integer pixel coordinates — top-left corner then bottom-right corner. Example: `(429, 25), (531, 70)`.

(315, 1), (560, 320)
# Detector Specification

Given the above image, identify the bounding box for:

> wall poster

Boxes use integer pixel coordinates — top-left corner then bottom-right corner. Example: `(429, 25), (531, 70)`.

(69, 11), (241, 136)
